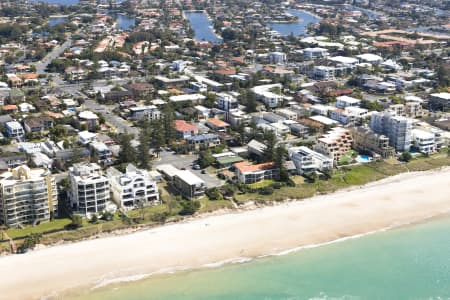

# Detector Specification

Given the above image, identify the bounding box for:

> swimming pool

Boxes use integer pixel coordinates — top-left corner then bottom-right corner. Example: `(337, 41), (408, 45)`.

(357, 155), (372, 163)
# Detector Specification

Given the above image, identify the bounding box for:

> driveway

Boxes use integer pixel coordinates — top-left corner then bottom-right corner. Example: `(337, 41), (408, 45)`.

(155, 151), (224, 188)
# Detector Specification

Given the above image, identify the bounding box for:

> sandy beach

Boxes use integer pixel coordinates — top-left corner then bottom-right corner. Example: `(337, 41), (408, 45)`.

(1, 167), (450, 300)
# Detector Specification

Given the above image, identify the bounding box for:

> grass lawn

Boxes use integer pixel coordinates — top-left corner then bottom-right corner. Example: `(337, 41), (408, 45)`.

(198, 197), (234, 213)
(246, 180), (275, 189)
(338, 150), (357, 165)
(6, 218), (72, 239)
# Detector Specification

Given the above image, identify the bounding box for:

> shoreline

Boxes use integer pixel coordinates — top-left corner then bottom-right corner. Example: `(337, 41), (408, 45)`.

(1, 167), (450, 299)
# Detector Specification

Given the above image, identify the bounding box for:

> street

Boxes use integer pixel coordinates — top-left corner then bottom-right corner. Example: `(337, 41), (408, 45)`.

(83, 100), (140, 136)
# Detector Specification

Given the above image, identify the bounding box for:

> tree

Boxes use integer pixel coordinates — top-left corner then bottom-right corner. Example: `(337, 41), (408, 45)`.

(118, 133), (136, 164)
(138, 122), (151, 169)
(166, 197), (179, 215)
(70, 214), (83, 229)
(262, 131), (276, 162)
(19, 233), (42, 253)
(436, 64), (449, 87)
(151, 120), (165, 157)
(179, 200), (201, 216)
(204, 93), (216, 108)
(399, 151), (412, 162)
(244, 91), (258, 113)
(274, 145), (289, 182)
(162, 104), (175, 145)
(197, 150), (214, 168)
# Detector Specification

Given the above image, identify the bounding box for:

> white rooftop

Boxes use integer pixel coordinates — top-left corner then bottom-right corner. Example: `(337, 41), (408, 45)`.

(175, 170), (204, 186)
(309, 115), (339, 126)
(357, 53), (383, 62)
(79, 110), (98, 120)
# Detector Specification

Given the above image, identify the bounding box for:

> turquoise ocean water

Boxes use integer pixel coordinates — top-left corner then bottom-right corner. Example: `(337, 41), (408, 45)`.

(68, 217), (450, 300)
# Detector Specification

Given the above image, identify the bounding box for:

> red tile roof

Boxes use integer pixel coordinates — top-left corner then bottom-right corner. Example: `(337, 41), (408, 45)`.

(2, 105), (18, 111)
(234, 161), (275, 173)
(174, 120), (198, 132)
(207, 118), (229, 128)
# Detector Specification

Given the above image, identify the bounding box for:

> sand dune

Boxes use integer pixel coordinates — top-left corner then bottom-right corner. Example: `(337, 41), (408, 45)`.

(1, 167), (450, 300)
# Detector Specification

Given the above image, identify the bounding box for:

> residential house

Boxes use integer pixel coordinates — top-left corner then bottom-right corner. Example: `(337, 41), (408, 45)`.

(288, 146), (333, 174)
(411, 129), (436, 154)
(174, 120), (199, 139)
(186, 133), (221, 149)
(78, 111), (99, 131)
(233, 161), (278, 184)
(23, 117), (54, 133)
(206, 118), (230, 131)
(129, 105), (161, 121)
(5, 121), (24, 138)
(335, 96), (361, 109)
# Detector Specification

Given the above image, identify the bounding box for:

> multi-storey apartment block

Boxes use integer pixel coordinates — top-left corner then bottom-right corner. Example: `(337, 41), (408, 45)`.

(0, 166), (57, 227)
(69, 163), (110, 215)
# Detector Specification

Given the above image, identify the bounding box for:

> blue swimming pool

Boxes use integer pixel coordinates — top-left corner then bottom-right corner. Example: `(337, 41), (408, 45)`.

(357, 155), (372, 163)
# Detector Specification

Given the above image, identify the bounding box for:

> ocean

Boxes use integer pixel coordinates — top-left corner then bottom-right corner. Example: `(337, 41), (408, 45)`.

(67, 216), (450, 300)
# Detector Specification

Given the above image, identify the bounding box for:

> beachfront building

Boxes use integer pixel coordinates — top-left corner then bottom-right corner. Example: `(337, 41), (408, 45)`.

(173, 170), (206, 199)
(108, 164), (160, 210)
(314, 127), (353, 164)
(370, 112), (413, 152)
(411, 129), (436, 154)
(0, 166), (57, 227)
(288, 146), (333, 175)
(69, 163), (110, 215)
(233, 161), (278, 184)
(350, 126), (395, 158)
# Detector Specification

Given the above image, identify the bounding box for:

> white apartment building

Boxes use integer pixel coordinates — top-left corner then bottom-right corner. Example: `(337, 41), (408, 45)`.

(268, 51), (287, 64)
(303, 47), (329, 60)
(217, 93), (239, 111)
(0, 166), (57, 227)
(288, 146), (333, 175)
(370, 112), (413, 152)
(251, 84), (284, 108)
(69, 163), (110, 215)
(330, 107), (369, 125)
(411, 129), (436, 154)
(313, 66), (335, 80)
(108, 164), (160, 210)
(5, 121), (25, 138)
(335, 96), (361, 109)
